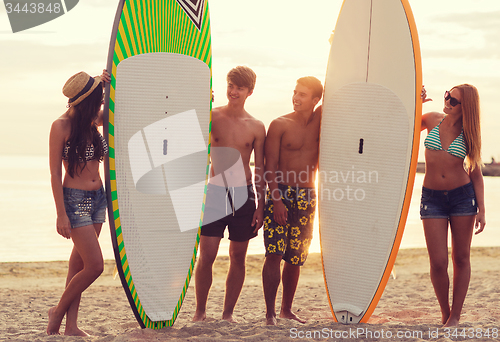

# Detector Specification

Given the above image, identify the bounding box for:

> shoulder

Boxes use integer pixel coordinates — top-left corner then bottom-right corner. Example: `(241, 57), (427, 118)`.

(211, 106), (224, 120)
(423, 111), (443, 120)
(254, 119), (266, 139)
(266, 115), (292, 139)
(422, 111), (444, 130)
(269, 114), (293, 129)
(49, 113), (71, 151)
(51, 113), (71, 136)
(246, 113), (265, 129)
(242, 113), (265, 139)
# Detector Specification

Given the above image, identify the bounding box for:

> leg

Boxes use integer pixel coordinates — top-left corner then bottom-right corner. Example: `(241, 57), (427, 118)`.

(192, 235), (221, 322)
(446, 215), (475, 327)
(279, 262), (305, 323)
(64, 223), (103, 336)
(47, 224), (104, 335)
(262, 254), (282, 325)
(222, 240), (249, 322)
(422, 218), (451, 324)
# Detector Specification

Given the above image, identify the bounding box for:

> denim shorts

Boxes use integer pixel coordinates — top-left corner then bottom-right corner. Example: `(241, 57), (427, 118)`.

(63, 187), (107, 228)
(420, 182), (477, 220)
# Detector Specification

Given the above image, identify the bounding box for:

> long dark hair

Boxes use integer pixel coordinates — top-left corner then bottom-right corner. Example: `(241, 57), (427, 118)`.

(66, 83), (104, 177)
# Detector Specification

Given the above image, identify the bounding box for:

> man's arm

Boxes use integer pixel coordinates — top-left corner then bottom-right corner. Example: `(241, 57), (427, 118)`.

(264, 119), (287, 226)
(251, 121), (267, 233)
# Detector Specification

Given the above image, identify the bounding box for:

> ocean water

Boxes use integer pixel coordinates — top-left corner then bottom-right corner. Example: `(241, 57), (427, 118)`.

(1, 155), (499, 262)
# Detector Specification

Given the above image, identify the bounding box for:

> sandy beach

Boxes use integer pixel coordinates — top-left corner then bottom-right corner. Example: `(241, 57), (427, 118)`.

(1, 247), (499, 341)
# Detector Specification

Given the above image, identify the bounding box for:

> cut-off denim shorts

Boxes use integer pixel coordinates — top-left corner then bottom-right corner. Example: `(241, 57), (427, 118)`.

(420, 182), (477, 220)
(63, 187), (107, 228)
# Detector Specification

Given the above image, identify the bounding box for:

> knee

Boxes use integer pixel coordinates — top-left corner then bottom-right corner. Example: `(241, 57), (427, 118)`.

(429, 257), (448, 274)
(88, 258), (104, 279)
(229, 249), (247, 266)
(452, 252), (471, 270)
(264, 254), (282, 268)
(198, 251), (217, 267)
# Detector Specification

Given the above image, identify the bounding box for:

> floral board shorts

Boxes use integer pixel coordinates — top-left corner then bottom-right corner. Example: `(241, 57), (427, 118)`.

(263, 184), (316, 266)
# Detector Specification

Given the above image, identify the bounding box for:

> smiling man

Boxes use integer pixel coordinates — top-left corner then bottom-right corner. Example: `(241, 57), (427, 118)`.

(193, 66), (266, 323)
(262, 76), (323, 325)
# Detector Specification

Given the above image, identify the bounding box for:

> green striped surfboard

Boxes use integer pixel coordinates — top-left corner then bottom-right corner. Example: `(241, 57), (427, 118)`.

(103, 0), (212, 329)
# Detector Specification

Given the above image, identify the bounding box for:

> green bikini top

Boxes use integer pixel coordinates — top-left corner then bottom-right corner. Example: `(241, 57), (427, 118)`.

(424, 117), (467, 159)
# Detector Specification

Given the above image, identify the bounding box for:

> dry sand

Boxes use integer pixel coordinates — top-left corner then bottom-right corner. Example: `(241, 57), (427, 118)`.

(1, 248), (499, 341)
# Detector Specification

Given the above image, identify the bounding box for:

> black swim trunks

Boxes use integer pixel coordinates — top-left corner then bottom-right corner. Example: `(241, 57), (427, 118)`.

(201, 184), (257, 242)
(263, 184), (316, 266)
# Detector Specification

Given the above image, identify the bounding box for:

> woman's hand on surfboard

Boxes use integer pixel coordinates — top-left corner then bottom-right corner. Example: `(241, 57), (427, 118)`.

(56, 215), (72, 239)
(421, 86), (432, 103)
(273, 200), (288, 226)
(100, 69), (111, 84)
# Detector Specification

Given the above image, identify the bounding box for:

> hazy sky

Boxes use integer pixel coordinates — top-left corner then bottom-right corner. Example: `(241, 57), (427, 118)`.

(1, 0), (499, 161)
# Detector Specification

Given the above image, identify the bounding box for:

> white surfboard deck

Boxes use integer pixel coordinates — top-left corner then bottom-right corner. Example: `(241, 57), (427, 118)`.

(105, 0), (212, 328)
(319, 0), (422, 324)
(113, 53), (209, 323)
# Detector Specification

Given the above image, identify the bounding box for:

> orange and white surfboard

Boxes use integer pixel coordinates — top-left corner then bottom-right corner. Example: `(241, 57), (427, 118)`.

(318, 0), (422, 324)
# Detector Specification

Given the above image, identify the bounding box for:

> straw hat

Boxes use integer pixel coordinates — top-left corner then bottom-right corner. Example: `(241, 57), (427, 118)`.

(63, 71), (102, 106)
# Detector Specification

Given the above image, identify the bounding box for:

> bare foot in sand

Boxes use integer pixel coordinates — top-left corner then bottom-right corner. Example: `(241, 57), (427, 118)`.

(192, 311), (206, 322)
(266, 315), (277, 326)
(443, 316), (460, 327)
(46, 307), (61, 335)
(64, 327), (90, 337)
(441, 309), (451, 325)
(222, 314), (238, 323)
(280, 311), (306, 324)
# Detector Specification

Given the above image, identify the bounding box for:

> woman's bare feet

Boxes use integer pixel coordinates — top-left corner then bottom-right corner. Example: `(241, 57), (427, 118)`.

(222, 313), (238, 323)
(192, 311), (207, 322)
(64, 327), (90, 336)
(441, 308), (451, 325)
(443, 315), (460, 327)
(266, 314), (277, 326)
(46, 307), (61, 335)
(279, 310), (306, 324)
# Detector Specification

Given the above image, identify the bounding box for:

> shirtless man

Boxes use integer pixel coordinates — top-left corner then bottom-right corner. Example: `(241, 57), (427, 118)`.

(192, 66), (266, 323)
(262, 76), (323, 325)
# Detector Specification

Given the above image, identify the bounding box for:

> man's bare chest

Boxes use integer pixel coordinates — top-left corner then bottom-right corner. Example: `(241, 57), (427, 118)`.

(212, 123), (254, 151)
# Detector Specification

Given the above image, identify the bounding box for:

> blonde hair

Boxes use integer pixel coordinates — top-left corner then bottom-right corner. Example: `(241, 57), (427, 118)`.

(297, 76), (323, 100)
(453, 84), (482, 171)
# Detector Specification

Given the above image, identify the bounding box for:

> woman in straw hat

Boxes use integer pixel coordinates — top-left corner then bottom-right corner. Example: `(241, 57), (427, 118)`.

(47, 70), (110, 336)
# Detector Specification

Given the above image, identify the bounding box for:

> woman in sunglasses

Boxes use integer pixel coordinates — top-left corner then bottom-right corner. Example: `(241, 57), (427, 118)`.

(420, 85), (485, 327)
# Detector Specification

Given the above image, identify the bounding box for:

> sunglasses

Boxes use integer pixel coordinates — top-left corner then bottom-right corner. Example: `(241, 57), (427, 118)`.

(444, 90), (461, 107)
